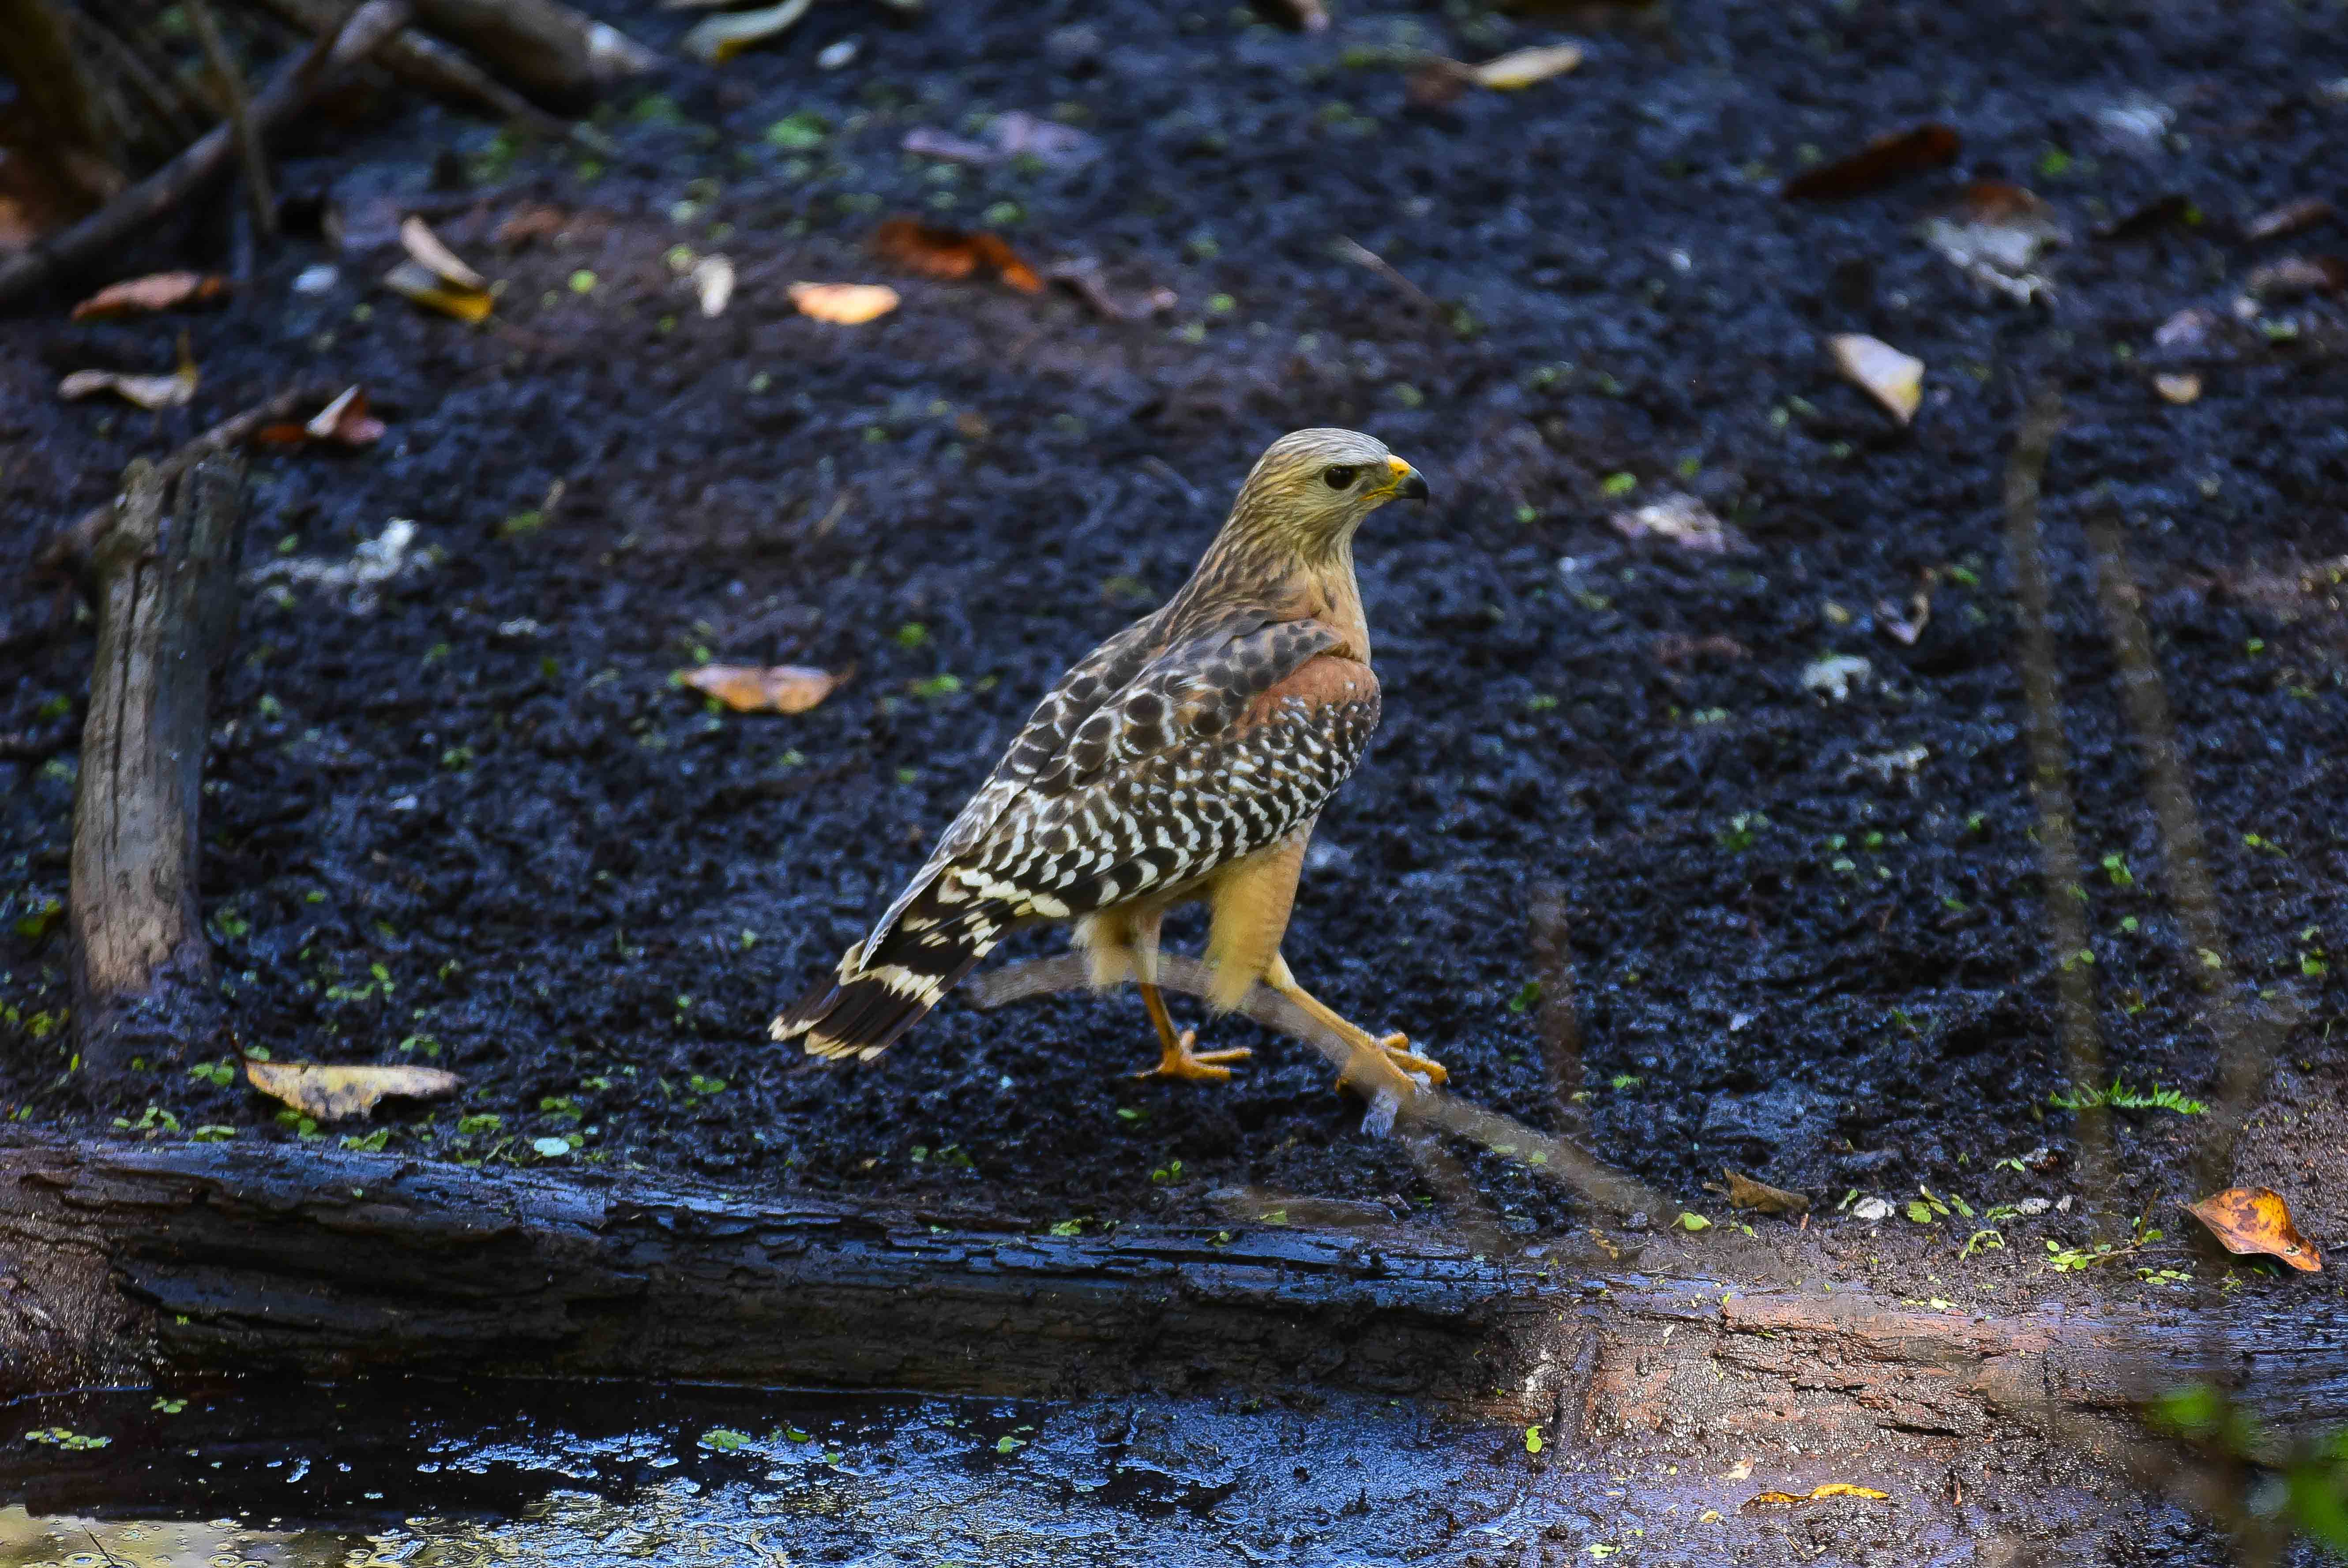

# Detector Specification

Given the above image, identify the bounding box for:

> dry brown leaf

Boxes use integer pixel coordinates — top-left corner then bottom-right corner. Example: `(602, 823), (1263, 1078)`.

(311, 385), (387, 445)
(1720, 1167), (1810, 1215)
(789, 282), (900, 324)
(399, 214), (488, 290)
(2246, 255), (2348, 300)
(383, 258), (493, 323)
(872, 216), (1044, 294)
(70, 271), (229, 320)
(1747, 1484), (1891, 1508)
(493, 204), (568, 250)
(2243, 196), (2334, 243)
(680, 663), (843, 714)
(1470, 44), (1583, 89)
(244, 1058), (459, 1122)
(692, 255), (735, 318)
(2154, 372), (2202, 405)
(1829, 333), (1923, 424)
(2186, 1186), (2323, 1272)
(1781, 124), (1961, 201)
(59, 331), (199, 409)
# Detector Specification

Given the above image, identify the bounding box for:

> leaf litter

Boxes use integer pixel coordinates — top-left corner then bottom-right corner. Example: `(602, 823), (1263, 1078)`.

(2186, 1186), (2323, 1271)
(680, 0), (811, 64)
(1919, 181), (2067, 305)
(59, 330), (199, 409)
(1780, 124), (1960, 201)
(383, 216), (495, 323)
(245, 1058), (459, 1122)
(680, 664), (845, 714)
(871, 216), (1044, 294)
(257, 385), (387, 448)
(1828, 333), (1923, 424)
(1609, 492), (1747, 555)
(789, 282), (900, 324)
(70, 271), (229, 320)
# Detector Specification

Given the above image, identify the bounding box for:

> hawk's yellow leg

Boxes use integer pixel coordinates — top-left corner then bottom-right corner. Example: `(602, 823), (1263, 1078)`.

(1134, 981), (1254, 1083)
(1201, 831), (1446, 1098)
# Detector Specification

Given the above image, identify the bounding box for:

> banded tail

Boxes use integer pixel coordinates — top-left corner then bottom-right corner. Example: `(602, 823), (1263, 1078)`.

(770, 886), (1013, 1060)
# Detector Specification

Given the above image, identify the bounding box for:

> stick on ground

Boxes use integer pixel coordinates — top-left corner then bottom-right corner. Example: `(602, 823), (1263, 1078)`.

(65, 451), (249, 1082)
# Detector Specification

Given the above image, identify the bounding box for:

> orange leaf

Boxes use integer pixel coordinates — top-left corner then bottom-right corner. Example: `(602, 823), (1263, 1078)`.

(789, 282), (899, 324)
(872, 216), (1044, 293)
(2187, 1187), (2324, 1271)
(306, 385), (387, 446)
(70, 270), (228, 320)
(680, 664), (843, 714)
(1781, 124), (1961, 201)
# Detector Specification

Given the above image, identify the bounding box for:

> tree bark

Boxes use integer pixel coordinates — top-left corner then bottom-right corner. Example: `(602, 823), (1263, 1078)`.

(66, 452), (247, 1083)
(0, 1133), (2336, 1463)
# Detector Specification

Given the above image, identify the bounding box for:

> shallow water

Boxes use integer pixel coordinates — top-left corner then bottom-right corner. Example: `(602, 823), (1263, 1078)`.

(1, 1380), (2261, 1566)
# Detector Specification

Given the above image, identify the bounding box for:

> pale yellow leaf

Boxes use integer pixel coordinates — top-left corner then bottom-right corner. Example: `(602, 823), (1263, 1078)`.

(682, 0), (811, 63)
(789, 282), (900, 324)
(680, 663), (842, 714)
(383, 259), (494, 323)
(399, 214), (488, 290)
(1470, 44), (1583, 90)
(244, 1059), (460, 1123)
(2153, 372), (2201, 405)
(1829, 333), (1923, 424)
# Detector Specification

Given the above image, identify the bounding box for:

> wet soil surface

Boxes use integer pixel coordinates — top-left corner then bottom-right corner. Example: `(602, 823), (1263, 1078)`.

(0, 1381), (2282, 1566)
(6, 0), (2348, 1314)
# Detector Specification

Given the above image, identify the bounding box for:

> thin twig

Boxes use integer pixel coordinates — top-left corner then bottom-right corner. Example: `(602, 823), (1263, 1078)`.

(1529, 883), (1584, 1128)
(968, 951), (1675, 1219)
(1333, 237), (1440, 316)
(2082, 506), (2298, 1191)
(0, 0), (413, 306)
(2000, 385), (2115, 1226)
(185, 0), (277, 237)
(40, 386), (324, 581)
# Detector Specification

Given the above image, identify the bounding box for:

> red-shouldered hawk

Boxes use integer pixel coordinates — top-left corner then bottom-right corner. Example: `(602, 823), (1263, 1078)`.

(770, 428), (1444, 1099)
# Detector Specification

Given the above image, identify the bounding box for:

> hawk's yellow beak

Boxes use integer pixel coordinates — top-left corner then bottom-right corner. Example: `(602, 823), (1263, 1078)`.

(1385, 455), (1430, 502)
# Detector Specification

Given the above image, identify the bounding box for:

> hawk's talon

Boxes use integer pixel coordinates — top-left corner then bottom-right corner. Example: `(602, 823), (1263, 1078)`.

(1375, 1031), (1449, 1086)
(1335, 1031), (1447, 1099)
(1136, 1030), (1253, 1083)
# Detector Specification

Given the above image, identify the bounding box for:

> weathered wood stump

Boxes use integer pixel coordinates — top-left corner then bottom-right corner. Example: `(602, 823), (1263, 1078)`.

(65, 452), (247, 1084)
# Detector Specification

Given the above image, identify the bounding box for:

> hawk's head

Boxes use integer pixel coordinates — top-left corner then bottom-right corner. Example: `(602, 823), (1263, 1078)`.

(1228, 427), (1429, 557)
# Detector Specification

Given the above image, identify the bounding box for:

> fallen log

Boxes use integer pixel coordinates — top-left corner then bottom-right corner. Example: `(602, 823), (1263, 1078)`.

(0, 1133), (2336, 1461)
(65, 451), (249, 1083)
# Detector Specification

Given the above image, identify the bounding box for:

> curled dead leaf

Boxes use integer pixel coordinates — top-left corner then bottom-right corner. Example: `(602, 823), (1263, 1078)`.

(1470, 44), (1583, 89)
(1720, 1168), (1810, 1216)
(399, 214), (487, 291)
(383, 259), (493, 323)
(1781, 124), (1961, 201)
(680, 664), (844, 714)
(2186, 1186), (2323, 1272)
(789, 282), (900, 324)
(872, 216), (1044, 294)
(59, 330), (199, 409)
(1829, 333), (1923, 425)
(682, 0), (811, 63)
(1746, 1484), (1891, 1508)
(71, 271), (229, 320)
(245, 1058), (459, 1123)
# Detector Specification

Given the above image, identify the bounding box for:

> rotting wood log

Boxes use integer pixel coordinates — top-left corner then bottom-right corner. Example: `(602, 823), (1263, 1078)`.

(0, 1133), (2337, 1462)
(64, 452), (248, 1083)
(406, 0), (657, 109)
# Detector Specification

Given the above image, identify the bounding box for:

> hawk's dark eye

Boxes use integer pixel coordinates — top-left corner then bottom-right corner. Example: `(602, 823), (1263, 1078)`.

(1322, 465), (1357, 489)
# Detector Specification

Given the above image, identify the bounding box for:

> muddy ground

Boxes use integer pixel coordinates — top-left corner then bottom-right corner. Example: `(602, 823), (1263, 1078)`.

(4, 0), (2348, 1323)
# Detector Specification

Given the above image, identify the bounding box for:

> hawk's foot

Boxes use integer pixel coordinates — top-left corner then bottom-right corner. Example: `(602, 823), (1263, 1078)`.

(1135, 1030), (1253, 1084)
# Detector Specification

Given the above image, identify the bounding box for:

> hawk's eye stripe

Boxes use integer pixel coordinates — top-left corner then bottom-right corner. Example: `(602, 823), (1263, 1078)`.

(1322, 465), (1356, 489)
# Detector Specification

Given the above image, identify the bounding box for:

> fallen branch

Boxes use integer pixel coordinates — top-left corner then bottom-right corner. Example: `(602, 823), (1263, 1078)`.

(65, 451), (249, 1082)
(0, 0), (413, 308)
(969, 951), (1674, 1219)
(407, 0), (658, 108)
(184, 0), (277, 238)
